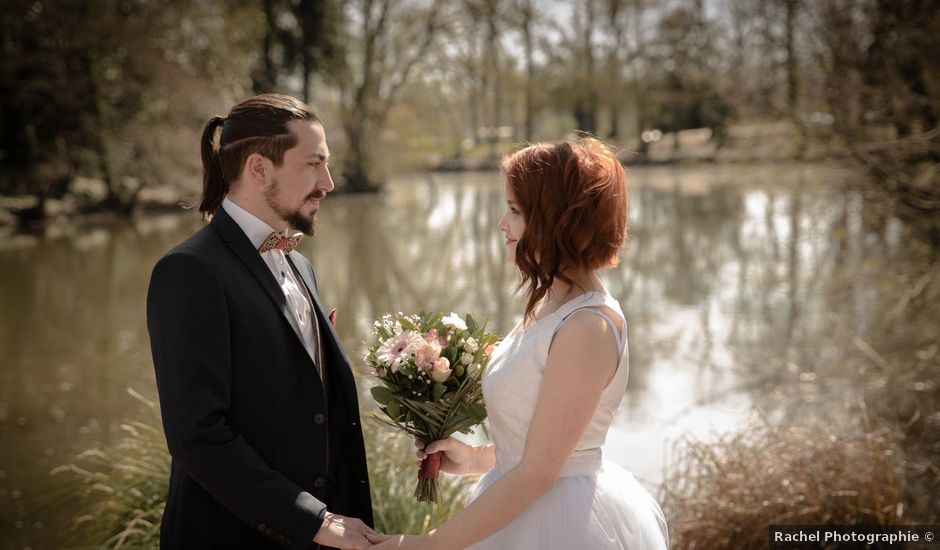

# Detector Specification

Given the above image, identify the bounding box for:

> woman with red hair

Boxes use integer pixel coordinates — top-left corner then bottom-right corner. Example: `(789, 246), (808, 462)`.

(372, 138), (668, 550)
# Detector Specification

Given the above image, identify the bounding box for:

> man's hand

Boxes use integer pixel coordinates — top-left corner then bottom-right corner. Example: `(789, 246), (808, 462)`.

(313, 512), (378, 549)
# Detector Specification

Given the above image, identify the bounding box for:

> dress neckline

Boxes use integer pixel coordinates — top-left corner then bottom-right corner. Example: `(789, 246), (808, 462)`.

(507, 290), (611, 338)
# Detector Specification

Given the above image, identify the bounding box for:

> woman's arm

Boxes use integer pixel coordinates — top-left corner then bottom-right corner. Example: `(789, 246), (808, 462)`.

(378, 310), (620, 549)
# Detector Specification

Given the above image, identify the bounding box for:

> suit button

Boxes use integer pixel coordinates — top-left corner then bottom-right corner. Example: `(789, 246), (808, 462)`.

(313, 477), (326, 489)
(314, 413), (326, 425)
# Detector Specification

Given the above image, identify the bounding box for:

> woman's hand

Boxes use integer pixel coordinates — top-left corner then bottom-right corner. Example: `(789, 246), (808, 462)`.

(415, 437), (476, 475)
(367, 533), (433, 549)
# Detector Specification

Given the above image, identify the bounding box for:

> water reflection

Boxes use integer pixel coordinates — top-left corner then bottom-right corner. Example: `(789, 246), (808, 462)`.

(2, 163), (935, 547)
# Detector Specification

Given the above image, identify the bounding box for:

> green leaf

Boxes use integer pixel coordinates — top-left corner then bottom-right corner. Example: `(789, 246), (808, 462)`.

(371, 386), (394, 406)
(432, 383), (447, 401)
(387, 400), (401, 420)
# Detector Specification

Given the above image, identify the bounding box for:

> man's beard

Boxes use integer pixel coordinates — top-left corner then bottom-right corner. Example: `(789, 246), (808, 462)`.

(264, 178), (325, 236)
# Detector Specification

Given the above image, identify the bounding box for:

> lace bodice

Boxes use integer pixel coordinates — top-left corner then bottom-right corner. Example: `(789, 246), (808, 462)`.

(482, 291), (630, 477)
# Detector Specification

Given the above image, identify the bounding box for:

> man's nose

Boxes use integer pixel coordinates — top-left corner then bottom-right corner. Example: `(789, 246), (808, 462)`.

(320, 166), (335, 193)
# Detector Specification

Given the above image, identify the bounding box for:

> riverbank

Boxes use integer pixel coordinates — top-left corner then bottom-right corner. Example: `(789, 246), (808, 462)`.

(0, 120), (849, 235)
(0, 183), (191, 237)
(429, 120), (843, 171)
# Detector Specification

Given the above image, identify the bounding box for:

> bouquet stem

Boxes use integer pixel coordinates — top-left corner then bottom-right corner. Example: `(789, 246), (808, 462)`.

(419, 451), (442, 479)
(415, 451), (443, 503)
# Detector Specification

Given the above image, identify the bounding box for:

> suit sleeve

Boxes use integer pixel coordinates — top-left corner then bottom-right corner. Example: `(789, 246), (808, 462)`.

(147, 251), (325, 549)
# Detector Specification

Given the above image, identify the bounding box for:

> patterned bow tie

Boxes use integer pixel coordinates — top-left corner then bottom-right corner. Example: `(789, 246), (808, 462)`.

(258, 231), (303, 254)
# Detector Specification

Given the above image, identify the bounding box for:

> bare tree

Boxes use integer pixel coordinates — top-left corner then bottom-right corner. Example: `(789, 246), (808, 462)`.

(334, 0), (445, 192)
(602, 0), (629, 138)
(509, 0), (538, 142)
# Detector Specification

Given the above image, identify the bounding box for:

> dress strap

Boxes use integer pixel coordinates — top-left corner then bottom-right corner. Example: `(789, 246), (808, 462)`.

(554, 304), (627, 359)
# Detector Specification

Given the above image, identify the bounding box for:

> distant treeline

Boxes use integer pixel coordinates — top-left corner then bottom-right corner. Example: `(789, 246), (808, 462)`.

(1, 0), (938, 231)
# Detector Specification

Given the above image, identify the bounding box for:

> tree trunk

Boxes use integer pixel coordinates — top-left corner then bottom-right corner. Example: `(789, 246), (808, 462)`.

(254, 0), (278, 93)
(342, 116), (381, 193)
(22, 121), (47, 223)
(631, 0), (649, 160)
(485, 2), (501, 156)
(86, 50), (122, 213)
(785, 0), (805, 158)
(579, 0), (598, 134)
(301, 48), (312, 102)
(609, 105), (620, 139)
(521, 1), (534, 142)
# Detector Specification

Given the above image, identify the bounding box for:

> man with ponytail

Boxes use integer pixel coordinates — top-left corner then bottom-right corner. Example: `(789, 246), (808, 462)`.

(147, 94), (376, 549)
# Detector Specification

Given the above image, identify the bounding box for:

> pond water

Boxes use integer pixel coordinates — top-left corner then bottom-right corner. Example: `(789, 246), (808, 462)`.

(2, 163), (931, 547)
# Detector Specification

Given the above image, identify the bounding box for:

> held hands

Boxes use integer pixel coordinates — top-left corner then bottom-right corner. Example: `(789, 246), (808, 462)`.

(313, 512), (379, 549)
(415, 437), (475, 475)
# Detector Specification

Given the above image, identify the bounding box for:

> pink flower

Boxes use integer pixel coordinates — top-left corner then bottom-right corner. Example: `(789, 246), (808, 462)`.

(424, 328), (448, 348)
(484, 344), (495, 357)
(376, 331), (421, 372)
(431, 357), (452, 383)
(414, 340), (443, 372)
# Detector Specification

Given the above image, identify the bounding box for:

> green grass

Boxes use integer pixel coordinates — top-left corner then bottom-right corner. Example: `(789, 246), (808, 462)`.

(49, 389), (168, 549)
(48, 391), (477, 546)
(53, 392), (926, 549)
(364, 418), (479, 535)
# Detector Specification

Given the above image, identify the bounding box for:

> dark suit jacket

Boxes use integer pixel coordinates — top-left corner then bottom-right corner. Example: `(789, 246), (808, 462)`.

(147, 207), (372, 549)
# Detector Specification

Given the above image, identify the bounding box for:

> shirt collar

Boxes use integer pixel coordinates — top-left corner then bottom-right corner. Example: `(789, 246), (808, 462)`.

(221, 197), (283, 251)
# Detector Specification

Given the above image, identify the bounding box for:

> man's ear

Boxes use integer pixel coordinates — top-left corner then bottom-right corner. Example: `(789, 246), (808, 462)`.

(243, 153), (271, 188)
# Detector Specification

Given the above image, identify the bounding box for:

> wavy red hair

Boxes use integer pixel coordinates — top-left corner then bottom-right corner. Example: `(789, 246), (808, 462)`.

(502, 137), (628, 319)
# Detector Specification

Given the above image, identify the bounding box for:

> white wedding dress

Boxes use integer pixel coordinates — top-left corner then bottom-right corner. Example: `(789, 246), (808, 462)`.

(467, 291), (669, 550)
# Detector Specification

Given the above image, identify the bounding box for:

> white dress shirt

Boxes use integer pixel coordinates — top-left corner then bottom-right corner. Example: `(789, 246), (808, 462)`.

(222, 198), (320, 369)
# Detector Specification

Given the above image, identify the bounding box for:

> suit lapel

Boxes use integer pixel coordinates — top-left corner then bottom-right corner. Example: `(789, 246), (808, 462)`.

(287, 253), (340, 350)
(210, 208), (308, 353)
(288, 252), (359, 404)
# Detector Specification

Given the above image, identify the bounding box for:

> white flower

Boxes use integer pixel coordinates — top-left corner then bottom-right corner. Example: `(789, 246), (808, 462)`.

(464, 337), (479, 353)
(468, 363), (482, 376)
(376, 331), (421, 372)
(460, 352), (474, 366)
(442, 313), (467, 332)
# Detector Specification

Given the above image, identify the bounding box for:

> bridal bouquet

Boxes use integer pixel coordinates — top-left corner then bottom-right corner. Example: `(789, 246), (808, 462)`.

(366, 311), (498, 503)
